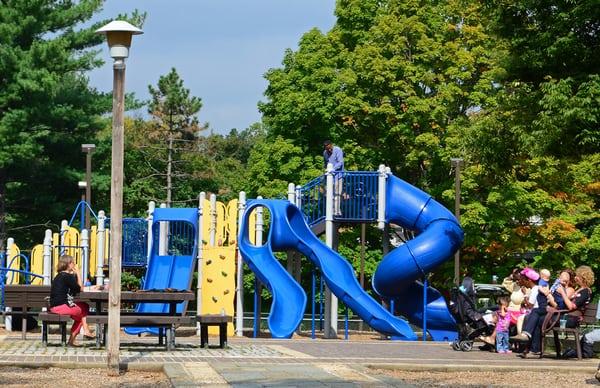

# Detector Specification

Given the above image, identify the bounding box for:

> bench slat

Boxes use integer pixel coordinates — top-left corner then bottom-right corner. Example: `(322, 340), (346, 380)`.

(87, 315), (194, 325)
(197, 314), (232, 324)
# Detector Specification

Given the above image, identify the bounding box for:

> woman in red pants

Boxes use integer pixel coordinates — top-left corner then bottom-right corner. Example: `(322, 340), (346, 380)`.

(49, 255), (94, 346)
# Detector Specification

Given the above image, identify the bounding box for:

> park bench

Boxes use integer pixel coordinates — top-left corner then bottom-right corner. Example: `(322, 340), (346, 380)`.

(87, 314), (195, 350)
(2, 285), (72, 345)
(197, 314), (231, 348)
(39, 311), (71, 346)
(541, 301), (599, 360)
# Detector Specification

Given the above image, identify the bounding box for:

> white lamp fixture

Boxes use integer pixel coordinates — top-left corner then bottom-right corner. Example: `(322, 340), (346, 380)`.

(95, 20), (143, 60)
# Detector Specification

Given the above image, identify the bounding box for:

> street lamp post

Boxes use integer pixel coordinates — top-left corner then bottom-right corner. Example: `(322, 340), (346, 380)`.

(96, 20), (142, 374)
(81, 144), (96, 231)
(450, 158), (464, 286)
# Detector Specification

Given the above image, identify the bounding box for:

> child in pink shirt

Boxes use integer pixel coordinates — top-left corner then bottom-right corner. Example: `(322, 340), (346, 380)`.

(496, 297), (512, 354)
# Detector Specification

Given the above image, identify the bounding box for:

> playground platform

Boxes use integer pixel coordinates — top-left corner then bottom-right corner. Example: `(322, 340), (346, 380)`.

(0, 329), (597, 387)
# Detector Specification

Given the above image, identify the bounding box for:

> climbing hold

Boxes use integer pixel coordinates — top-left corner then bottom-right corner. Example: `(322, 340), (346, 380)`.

(207, 278), (213, 283)
(219, 254), (226, 260)
(221, 271), (227, 277)
(206, 259), (212, 265)
(212, 296), (218, 302)
(223, 289), (230, 295)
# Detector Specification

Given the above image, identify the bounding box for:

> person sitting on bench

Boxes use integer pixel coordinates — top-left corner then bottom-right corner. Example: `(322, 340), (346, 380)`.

(49, 255), (94, 346)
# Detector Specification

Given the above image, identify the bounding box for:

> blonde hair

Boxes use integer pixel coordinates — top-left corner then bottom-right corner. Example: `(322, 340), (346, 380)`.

(56, 255), (74, 272)
(540, 268), (551, 280)
(575, 265), (595, 288)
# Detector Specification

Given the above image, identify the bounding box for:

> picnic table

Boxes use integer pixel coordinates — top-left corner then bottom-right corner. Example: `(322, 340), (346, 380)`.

(79, 290), (195, 350)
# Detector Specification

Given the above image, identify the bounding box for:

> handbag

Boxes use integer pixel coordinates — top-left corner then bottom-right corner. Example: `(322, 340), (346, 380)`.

(66, 292), (75, 307)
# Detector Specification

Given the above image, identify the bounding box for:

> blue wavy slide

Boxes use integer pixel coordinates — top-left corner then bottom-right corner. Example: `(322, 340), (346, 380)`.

(239, 200), (417, 340)
(239, 174), (463, 340)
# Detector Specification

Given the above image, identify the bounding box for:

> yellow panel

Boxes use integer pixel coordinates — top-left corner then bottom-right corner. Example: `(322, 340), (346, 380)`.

(226, 199), (238, 245)
(104, 228), (110, 263)
(52, 233), (60, 277)
(215, 201), (227, 245)
(7, 243), (20, 284)
(30, 244), (44, 285)
(89, 225), (97, 280)
(201, 246), (236, 335)
(248, 208), (257, 245)
(62, 227), (81, 266)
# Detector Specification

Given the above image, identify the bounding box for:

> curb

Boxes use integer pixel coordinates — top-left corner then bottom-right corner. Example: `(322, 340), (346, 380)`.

(367, 362), (598, 373)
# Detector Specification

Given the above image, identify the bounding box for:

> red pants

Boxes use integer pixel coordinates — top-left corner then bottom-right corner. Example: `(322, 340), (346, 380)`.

(50, 302), (89, 335)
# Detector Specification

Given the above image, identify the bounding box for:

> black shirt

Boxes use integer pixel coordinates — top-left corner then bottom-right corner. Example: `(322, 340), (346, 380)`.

(49, 272), (81, 307)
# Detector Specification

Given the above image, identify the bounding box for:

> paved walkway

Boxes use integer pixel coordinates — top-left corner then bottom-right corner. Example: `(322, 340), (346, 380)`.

(0, 332), (598, 387)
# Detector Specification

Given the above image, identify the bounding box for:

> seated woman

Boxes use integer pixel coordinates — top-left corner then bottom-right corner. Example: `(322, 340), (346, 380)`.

(509, 267), (548, 355)
(549, 269), (575, 310)
(49, 255), (94, 346)
(552, 265), (594, 327)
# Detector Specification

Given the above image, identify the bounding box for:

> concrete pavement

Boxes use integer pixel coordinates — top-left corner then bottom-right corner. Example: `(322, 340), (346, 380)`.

(0, 331), (597, 387)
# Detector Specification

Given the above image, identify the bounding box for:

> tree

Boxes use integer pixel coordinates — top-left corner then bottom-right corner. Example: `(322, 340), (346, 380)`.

(146, 68), (204, 207)
(451, 0), (600, 281)
(0, 0), (113, 248)
(260, 0), (500, 196)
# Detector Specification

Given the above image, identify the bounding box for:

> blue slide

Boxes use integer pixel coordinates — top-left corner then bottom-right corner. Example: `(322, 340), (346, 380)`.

(239, 200), (417, 339)
(372, 175), (463, 341)
(239, 173), (463, 340)
(125, 207), (198, 335)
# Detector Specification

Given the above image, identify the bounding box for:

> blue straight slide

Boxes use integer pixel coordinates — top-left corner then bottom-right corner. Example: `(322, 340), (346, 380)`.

(125, 207), (198, 335)
(372, 175), (463, 340)
(239, 200), (417, 340)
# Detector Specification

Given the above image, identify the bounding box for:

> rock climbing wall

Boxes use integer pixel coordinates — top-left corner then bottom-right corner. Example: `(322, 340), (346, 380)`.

(199, 198), (242, 335)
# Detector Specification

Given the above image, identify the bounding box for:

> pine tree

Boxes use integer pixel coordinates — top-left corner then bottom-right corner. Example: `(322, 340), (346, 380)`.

(146, 68), (204, 207)
(0, 0), (110, 248)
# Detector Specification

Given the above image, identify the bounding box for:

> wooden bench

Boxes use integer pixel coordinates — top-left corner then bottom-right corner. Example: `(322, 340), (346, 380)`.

(87, 314), (194, 350)
(197, 314), (231, 348)
(541, 301), (598, 360)
(39, 312), (71, 346)
(3, 285), (73, 344)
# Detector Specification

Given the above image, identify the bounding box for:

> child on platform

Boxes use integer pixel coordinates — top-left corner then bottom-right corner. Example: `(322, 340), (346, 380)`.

(496, 297), (511, 354)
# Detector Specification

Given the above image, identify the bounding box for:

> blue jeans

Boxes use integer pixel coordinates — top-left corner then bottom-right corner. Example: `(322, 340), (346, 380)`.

(496, 331), (509, 352)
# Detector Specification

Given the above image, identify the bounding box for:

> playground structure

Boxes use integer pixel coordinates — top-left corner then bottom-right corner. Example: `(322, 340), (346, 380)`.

(1, 164), (463, 341)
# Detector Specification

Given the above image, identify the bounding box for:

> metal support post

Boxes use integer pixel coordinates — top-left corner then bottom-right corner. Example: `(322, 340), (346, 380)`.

(196, 192), (206, 335)
(324, 163), (338, 338)
(235, 191), (246, 337)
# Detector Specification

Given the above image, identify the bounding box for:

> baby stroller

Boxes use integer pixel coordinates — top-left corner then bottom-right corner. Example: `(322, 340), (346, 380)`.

(448, 277), (495, 351)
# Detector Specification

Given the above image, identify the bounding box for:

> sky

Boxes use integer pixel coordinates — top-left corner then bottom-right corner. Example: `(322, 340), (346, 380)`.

(88, 0), (337, 134)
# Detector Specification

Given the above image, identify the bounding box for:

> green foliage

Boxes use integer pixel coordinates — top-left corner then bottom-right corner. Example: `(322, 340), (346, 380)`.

(0, 1), (110, 247)
(453, 0), (600, 284)
(260, 0), (500, 195)
(246, 136), (322, 198)
(121, 271), (141, 291)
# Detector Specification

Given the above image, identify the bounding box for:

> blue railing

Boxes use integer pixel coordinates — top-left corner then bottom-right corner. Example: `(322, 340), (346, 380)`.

(297, 171), (379, 226)
(297, 175), (326, 226)
(122, 218), (148, 267)
(107, 217), (148, 267)
(152, 220), (195, 256)
(337, 171), (379, 222)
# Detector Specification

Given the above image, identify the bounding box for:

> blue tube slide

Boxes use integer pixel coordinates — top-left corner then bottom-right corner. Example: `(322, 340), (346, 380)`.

(239, 200), (417, 340)
(125, 207), (198, 335)
(372, 175), (463, 340)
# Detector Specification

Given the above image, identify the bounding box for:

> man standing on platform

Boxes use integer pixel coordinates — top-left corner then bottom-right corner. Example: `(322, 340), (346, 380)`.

(323, 140), (344, 216)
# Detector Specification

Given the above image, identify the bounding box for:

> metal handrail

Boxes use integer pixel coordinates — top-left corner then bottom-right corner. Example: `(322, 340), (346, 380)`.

(296, 171), (379, 226)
